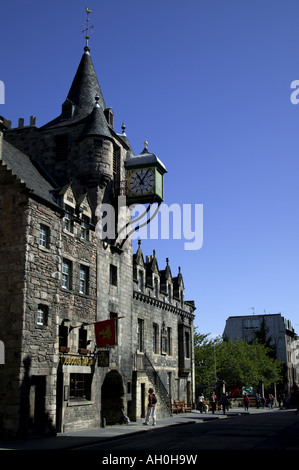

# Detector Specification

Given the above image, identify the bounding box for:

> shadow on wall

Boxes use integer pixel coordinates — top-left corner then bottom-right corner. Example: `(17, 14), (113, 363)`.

(101, 369), (125, 425)
(18, 356), (56, 439)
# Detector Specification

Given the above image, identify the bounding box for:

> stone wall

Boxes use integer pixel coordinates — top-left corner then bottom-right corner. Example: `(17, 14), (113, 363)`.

(0, 163), (29, 436)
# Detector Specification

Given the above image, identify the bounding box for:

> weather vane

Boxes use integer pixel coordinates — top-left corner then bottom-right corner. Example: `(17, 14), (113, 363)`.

(82, 7), (94, 48)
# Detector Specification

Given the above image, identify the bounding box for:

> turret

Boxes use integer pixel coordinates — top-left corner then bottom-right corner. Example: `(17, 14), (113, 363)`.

(77, 96), (114, 189)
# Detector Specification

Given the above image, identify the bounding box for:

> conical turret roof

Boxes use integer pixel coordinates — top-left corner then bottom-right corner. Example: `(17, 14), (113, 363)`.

(80, 98), (112, 140)
(67, 46), (106, 119)
(41, 46), (106, 129)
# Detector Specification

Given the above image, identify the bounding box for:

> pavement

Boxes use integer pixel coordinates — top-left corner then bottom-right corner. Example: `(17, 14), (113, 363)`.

(0, 406), (297, 450)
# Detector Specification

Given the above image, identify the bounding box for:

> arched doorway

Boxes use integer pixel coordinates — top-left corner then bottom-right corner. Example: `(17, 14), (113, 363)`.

(101, 370), (124, 425)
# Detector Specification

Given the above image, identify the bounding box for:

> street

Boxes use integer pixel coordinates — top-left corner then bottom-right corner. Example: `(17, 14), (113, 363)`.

(75, 409), (299, 451)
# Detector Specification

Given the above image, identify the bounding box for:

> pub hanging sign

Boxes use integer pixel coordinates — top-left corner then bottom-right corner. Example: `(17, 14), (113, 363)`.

(59, 355), (96, 366)
(97, 350), (109, 367)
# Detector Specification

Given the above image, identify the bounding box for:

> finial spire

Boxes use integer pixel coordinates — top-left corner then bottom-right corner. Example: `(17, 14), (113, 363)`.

(82, 7), (93, 51)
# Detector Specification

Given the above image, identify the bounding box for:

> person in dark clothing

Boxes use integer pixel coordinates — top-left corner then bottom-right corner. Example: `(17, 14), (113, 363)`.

(256, 393), (261, 409)
(220, 394), (228, 414)
(244, 394), (250, 411)
(209, 392), (217, 414)
(143, 388), (157, 426)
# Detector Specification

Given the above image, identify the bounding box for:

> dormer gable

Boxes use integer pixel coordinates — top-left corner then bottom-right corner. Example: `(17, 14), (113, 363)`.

(133, 240), (145, 268)
(160, 258), (172, 294)
(59, 183), (76, 210)
(145, 250), (159, 288)
(173, 267), (185, 304)
(77, 193), (92, 219)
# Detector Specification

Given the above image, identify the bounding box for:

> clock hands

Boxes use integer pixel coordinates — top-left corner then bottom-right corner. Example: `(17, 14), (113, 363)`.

(129, 169), (154, 195)
(137, 170), (150, 185)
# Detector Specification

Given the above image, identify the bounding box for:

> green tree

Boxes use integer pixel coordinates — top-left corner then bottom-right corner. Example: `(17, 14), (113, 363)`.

(194, 330), (221, 389)
(194, 329), (283, 390)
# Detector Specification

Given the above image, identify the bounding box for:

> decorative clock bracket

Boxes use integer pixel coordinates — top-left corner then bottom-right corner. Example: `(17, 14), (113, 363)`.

(114, 142), (167, 249)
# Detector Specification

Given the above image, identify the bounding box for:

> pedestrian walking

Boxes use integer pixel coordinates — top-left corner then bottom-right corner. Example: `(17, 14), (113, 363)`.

(143, 388), (157, 426)
(243, 394), (250, 411)
(268, 394), (274, 409)
(255, 393), (261, 409)
(197, 394), (205, 413)
(209, 392), (217, 414)
(220, 394), (228, 415)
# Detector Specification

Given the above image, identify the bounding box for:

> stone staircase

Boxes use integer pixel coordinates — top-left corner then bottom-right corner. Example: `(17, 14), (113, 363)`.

(137, 353), (173, 418)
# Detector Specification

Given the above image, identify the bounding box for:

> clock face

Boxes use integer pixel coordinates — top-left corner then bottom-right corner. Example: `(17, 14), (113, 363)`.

(129, 168), (155, 195)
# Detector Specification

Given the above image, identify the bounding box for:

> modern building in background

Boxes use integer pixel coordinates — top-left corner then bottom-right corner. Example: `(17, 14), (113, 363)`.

(0, 33), (195, 438)
(223, 313), (299, 400)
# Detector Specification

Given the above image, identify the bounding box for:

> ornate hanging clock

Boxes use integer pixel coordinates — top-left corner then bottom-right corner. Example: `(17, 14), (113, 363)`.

(125, 142), (167, 204)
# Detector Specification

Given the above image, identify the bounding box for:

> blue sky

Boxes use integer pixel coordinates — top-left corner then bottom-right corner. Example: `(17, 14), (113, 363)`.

(1, 0), (299, 337)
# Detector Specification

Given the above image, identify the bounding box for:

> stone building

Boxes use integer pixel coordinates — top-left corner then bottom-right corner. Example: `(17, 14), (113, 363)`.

(223, 313), (299, 401)
(0, 38), (196, 438)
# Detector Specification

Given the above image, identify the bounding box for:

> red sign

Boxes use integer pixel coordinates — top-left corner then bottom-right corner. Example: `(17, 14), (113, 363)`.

(94, 319), (116, 347)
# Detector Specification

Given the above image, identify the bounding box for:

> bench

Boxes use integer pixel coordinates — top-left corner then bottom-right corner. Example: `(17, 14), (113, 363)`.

(173, 400), (191, 413)
(166, 401), (180, 414)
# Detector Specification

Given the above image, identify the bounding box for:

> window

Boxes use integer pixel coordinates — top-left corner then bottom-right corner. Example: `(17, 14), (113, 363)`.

(69, 373), (92, 400)
(110, 264), (117, 286)
(185, 331), (190, 358)
(36, 305), (48, 326)
(180, 291), (184, 307)
(168, 285), (172, 303)
(78, 327), (88, 351)
(153, 323), (159, 353)
(62, 259), (72, 290)
(161, 335), (167, 354)
(161, 322), (170, 355)
(110, 312), (118, 345)
(59, 324), (68, 349)
(39, 224), (50, 248)
(79, 265), (89, 295)
(94, 139), (102, 148)
(80, 215), (90, 240)
(63, 205), (74, 233)
(113, 146), (120, 179)
(137, 319), (144, 352)
(138, 270), (144, 292)
(244, 319), (259, 329)
(167, 327), (172, 355)
(154, 277), (159, 297)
